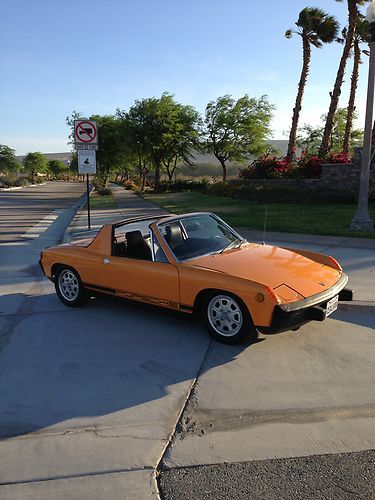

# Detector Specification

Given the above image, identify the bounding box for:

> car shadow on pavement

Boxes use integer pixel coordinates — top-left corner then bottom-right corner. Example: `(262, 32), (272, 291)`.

(332, 308), (375, 330)
(0, 291), (260, 439)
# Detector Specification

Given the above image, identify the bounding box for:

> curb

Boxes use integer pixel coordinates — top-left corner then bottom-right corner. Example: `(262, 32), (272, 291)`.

(62, 186), (94, 243)
(0, 182), (46, 192)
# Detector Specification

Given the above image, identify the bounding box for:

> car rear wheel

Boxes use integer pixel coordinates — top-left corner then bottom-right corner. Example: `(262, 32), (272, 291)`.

(55, 267), (85, 307)
(204, 292), (258, 344)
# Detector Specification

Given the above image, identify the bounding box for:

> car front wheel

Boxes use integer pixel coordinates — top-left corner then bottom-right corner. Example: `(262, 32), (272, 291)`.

(204, 293), (258, 345)
(55, 267), (85, 307)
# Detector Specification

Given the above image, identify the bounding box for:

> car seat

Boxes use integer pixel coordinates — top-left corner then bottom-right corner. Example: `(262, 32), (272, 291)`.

(126, 230), (152, 260)
(165, 224), (183, 249)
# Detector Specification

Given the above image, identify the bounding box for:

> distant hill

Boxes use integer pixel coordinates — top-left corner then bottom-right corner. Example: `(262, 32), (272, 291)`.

(16, 141), (290, 164)
(16, 152), (72, 165)
(15, 140), (293, 178)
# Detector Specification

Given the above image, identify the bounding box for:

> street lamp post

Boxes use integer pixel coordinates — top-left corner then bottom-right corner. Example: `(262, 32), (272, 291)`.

(350, 1), (375, 231)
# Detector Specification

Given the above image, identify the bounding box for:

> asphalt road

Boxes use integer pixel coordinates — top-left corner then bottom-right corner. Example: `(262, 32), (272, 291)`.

(159, 449), (375, 500)
(0, 181), (86, 243)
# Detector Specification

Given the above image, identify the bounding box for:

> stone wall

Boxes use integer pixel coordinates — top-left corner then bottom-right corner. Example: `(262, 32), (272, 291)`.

(320, 163), (360, 190)
(320, 150), (375, 191)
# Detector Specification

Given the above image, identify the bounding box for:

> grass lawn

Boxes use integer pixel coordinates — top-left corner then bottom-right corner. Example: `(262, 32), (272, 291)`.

(144, 192), (375, 239)
(85, 193), (118, 210)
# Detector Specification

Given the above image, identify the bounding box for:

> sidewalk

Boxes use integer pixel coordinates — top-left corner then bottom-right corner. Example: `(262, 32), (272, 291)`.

(63, 185), (168, 242)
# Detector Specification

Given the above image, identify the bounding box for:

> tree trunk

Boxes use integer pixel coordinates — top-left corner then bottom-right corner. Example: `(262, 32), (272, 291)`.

(154, 159), (161, 193)
(219, 157), (227, 182)
(287, 37), (311, 162)
(319, 0), (358, 157)
(167, 157), (178, 182)
(343, 39), (360, 153)
(165, 160), (173, 181)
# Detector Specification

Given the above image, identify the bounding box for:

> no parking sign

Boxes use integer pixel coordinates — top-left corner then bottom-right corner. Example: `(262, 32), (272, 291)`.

(74, 120), (98, 145)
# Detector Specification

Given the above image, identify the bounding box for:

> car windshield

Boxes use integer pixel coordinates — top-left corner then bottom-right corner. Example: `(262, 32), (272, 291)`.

(158, 214), (244, 261)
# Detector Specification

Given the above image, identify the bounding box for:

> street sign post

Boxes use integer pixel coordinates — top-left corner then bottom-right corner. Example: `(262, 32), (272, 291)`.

(73, 120), (98, 231)
(77, 150), (97, 230)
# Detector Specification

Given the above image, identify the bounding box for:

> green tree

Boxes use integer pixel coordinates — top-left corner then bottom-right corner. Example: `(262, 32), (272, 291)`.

(285, 7), (339, 161)
(297, 108), (363, 153)
(48, 159), (68, 178)
(342, 16), (370, 152)
(22, 152), (48, 180)
(204, 94), (274, 181)
(66, 112), (126, 188)
(0, 145), (19, 174)
(161, 102), (201, 181)
(69, 153), (78, 179)
(117, 105), (157, 191)
(118, 93), (200, 191)
(65, 110), (84, 147)
(90, 114), (126, 188)
(320, 0), (370, 157)
(296, 123), (324, 154)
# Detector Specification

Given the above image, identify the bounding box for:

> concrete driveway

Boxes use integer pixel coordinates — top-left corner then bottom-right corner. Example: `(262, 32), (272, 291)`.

(1, 186), (374, 499)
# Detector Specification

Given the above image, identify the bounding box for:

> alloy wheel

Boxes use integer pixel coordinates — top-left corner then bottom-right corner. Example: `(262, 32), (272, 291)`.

(58, 269), (80, 302)
(207, 295), (243, 337)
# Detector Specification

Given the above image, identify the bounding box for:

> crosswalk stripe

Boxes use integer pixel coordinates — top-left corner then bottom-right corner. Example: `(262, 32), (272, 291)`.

(21, 210), (63, 239)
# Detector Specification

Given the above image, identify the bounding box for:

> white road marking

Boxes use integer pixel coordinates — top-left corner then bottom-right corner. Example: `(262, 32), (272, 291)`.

(21, 210), (63, 239)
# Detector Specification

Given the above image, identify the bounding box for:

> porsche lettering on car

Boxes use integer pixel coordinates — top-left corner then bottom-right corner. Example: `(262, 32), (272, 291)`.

(39, 212), (353, 344)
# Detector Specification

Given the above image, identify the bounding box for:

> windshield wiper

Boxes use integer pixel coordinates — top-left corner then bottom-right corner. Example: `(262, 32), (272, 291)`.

(219, 238), (245, 254)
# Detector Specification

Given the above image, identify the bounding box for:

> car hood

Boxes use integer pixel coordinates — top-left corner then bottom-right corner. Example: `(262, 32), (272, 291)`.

(188, 243), (342, 300)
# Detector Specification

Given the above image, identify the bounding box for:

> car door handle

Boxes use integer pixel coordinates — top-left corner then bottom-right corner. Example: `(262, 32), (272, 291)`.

(103, 258), (110, 265)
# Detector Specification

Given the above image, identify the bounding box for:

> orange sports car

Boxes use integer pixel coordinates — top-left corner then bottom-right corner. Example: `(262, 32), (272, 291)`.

(40, 212), (353, 344)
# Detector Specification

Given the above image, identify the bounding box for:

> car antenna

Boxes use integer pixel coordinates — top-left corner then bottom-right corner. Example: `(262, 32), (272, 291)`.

(262, 206), (268, 245)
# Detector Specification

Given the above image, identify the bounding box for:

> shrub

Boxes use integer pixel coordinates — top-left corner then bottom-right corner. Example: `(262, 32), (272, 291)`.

(207, 179), (357, 204)
(97, 187), (112, 196)
(0, 176), (30, 188)
(206, 181), (239, 198)
(12, 177), (29, 187)
(298, 154), (322, 178)
(239, 155), (294, 180)
(158, 178), (210, 193)
(240, 151), (354, 181)
(123, 179), (139, 191)
(325, 151), (352, 164)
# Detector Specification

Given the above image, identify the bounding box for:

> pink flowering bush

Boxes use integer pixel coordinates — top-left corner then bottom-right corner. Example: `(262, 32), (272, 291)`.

(325, 151), (352, 164)
(239, 154), (295, 180)
(298, 153), (322, 178)
(240, 150), (353, 180)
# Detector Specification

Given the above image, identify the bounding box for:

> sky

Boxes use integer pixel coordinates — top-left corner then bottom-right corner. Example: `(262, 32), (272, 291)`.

(0, 0), (370, 155)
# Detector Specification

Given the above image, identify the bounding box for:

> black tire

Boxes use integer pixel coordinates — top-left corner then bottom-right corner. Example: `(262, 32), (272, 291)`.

(54, 266), (86, 307)
(203, 292), (258, 345)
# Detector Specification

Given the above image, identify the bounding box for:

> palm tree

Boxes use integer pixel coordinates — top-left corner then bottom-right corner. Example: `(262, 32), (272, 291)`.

(342, 16), (371, 152)
(285, 8), (339, 162)
(319, 0), (370, 158)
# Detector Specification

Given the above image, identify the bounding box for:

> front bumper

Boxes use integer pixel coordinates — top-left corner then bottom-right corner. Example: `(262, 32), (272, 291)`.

(258, 284), (353, 335)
